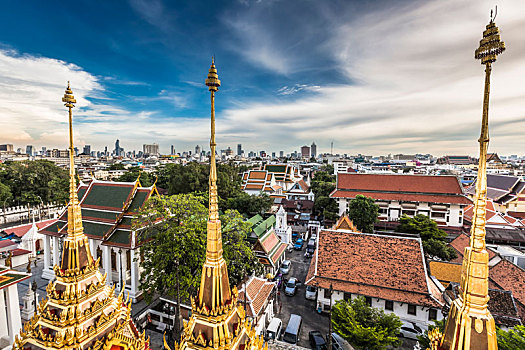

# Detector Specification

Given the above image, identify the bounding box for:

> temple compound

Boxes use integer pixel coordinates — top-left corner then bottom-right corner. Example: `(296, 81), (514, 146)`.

(165, 60), (265, 350)
(13, 84), (149, 350)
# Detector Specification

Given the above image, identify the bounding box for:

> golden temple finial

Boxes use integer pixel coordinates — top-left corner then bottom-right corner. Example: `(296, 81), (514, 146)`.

(59, 82), (93, 271)
(439, 13), (505, 350)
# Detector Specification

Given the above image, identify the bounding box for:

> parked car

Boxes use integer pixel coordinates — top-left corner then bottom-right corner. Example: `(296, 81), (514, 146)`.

(280, 260), (291, 275)
(305, 285), (317, 300)
(265, 317), (283, 341)
(283, 314), (302, 345)
(309, 331), (327, 350)
(292, 231), (299, 239)
(330, 332), (354, 350)
(305, 238), (316, 256)
(294, 238), (304, 250)
(284, 277), (299, 296)
(399, 324), (423, 340)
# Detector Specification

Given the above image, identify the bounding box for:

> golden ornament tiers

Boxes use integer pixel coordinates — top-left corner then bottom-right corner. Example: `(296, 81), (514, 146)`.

(167, 59), (265, 350)
(14, 83), (149, 350)
(431, 15), (505, 350)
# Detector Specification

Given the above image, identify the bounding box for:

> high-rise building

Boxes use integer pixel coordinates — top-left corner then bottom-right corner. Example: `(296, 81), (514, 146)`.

(26, 145), (34, 156)
(143, 143), (159, 157)
(83, 144), (91, 155)
(272, 152), (276, 158)
(114, 139), (123, 156)
(170, 144), (175, 155)
(104, 146), (108, 156)
(41, 146), (46, 155)
(0, 144), (14, 152)
(311, 142), (317, 158)
(237, 143), (242, 156)
(301, 145), (310, 158)
(195, 144), (201, 156)
(280, 150), (284, 157)
(74, 147), (79, 156)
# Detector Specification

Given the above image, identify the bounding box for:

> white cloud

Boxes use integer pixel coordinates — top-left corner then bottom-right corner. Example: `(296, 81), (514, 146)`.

(217, 0), (525, 156)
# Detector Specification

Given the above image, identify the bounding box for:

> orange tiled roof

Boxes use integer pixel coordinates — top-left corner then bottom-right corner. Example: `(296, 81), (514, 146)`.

(306, 229), (441, 307)
(449, 233), (496, 263)
(489, 258), (525, 322)
(249, 171), (268, 180)
(429, 261), (462, 287)
(238, 277), (275, 318)
(261, 232), (279, 253)
(245, 184), (264, 190)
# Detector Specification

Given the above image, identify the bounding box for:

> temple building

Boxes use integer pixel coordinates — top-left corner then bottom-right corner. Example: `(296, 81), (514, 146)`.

(167, 60), (264, 350)
(13, 84), (148, 350)
(39, 178), (157, 302)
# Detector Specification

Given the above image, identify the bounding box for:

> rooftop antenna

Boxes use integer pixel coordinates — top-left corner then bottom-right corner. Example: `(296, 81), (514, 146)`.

(490, 6), (497, 22)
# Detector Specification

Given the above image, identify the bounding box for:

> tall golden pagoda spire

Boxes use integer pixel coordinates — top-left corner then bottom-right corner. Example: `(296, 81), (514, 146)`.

(14, 83), (149, 350)
(436, 12), (505, 350)
(60, 82), (93, 271)
(175, 59), (265, 350)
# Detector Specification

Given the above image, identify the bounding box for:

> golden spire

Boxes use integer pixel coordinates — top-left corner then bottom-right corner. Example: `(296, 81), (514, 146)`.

(439, 13), (505, 350)
(60, 82), (93, 271)
(196, 58), (231, 312)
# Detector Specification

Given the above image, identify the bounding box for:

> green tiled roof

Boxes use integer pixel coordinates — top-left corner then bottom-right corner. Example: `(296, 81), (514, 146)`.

(0, 272), (29, 289)
(82, 221), (112, 238)
(252, 215), (276, 238)
(82, 209), (119, 221)
(82, 184), (133, 208)
(247, 214), (263, 226)
(106, 229), (131, 245)
(265, 164), (287, 173)
(120, 216), (133, 226)
(127, 190), (149, 212)
(78, 186), (88, 200)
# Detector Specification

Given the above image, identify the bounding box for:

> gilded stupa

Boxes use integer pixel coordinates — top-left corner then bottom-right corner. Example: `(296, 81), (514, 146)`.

(430, 13), (505, 350)
(166, 60), (265, 350)
(13, 83), (149, 350)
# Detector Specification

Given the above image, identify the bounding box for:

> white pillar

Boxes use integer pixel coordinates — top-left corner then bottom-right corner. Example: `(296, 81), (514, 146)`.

(122, 250), (128, 283)
(6, 284), (21, 343)
(52, 236), (59, 267)
(43, 235), (51, 270)
(89, 239), (95, 257)
(0, 289), (8, 339)
(116, 250), (123, 290)
(103, 245), (112, 284)
(131, 249), (139, 302)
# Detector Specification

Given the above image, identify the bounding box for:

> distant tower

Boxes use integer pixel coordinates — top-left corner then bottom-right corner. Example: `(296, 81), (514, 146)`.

(331, 141), (334, 155)
(195, 144), (201, 156)
(170, 144), (175, 155)
(301, 145), (310, 158)
(275, 205), (292, 245)
(434, 12), (505, 350)
(114, 139), (120, 156)
(311, 142), (317, 158)
(237, 143), (242, 156)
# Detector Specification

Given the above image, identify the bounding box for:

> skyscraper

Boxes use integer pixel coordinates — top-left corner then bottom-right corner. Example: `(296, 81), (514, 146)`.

(301, 145), (310, 158)
(114, 139), (122, 156)
(25, 145), (33, 156)
(237, 143), (242, 156)
(311, 142), (317, 158)
(195, 144), (201, 156)
(83, 144), (91, 155)
(280, 150), (284, 157)
(170, 144), (175, 155)
(143, 143), (159, 157)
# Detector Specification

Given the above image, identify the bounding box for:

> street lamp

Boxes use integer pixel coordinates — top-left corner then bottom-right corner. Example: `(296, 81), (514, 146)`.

(31, 280), (38, 316)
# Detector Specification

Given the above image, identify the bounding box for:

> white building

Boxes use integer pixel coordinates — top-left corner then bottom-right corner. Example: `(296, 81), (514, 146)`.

(330, 174), (472, 231)
(274, 205), (292, 246)
(306, 216), (444, 331)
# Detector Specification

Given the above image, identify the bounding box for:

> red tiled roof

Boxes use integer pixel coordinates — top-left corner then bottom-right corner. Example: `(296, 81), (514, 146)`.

(270, 243), (287, 264)
(238, 277), (275, 318)
(337, 174), (464, 194)
(245, 184), (264, 190)
(4, 219), (57, 238)
(249, 171), (268, 180)
(306, 229), (441, 307)
(332, 174), (471, 205)
(261, 232), (279, 253)
(489, 259), (525, 321)
(0, 240), (17, 249)
(331, 190), (472, 205)
(449, 233), (496, 263)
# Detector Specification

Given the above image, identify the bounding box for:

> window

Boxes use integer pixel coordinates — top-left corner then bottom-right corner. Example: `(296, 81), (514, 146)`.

(344, 292), (351, 301)
(385, 300), (393, 311)
(428, 308), (437, 320)
(408, 304), (417, 316)
(365, 297), (372, 306)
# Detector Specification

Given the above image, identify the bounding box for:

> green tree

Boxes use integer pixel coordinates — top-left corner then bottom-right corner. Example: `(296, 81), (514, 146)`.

(221, 192), (272, 217)
(332, 297), (403, 350)
(0, 160), (69, 205)
(117, 167), (153, 187)
(396, 214), (457, 260)
(497, 325), (525, 350)
(416, 318), (446, 349)
(347, 195), (379, 233)
(134, 193), (262, 303)
(0, 181), (12, 205)
(108, 163), (125, 170)
(311, 171), (338, 223)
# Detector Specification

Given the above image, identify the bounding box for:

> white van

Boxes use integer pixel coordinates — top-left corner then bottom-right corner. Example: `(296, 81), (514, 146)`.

(266, 318), (283, 341)
(283, 314), (302, 345)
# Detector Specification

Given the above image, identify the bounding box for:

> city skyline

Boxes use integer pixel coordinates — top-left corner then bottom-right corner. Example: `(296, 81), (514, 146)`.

(1, 1), (525, 155)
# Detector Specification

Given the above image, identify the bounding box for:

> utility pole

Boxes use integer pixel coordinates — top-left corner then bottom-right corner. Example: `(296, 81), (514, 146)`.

(328, 283), (333, 350)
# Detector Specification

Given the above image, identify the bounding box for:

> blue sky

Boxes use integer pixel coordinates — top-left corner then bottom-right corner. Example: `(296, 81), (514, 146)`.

(1, 0), (525, 156)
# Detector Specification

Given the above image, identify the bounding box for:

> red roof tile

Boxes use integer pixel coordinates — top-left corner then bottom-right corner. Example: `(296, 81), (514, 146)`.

(307, 229), (441, 307)
(331, 190), (472, 205)
(489, 259), (525, 321)
(449, 233), (496, 263)
(4, 219), (57, 238)
(337, 174), (464, 194)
